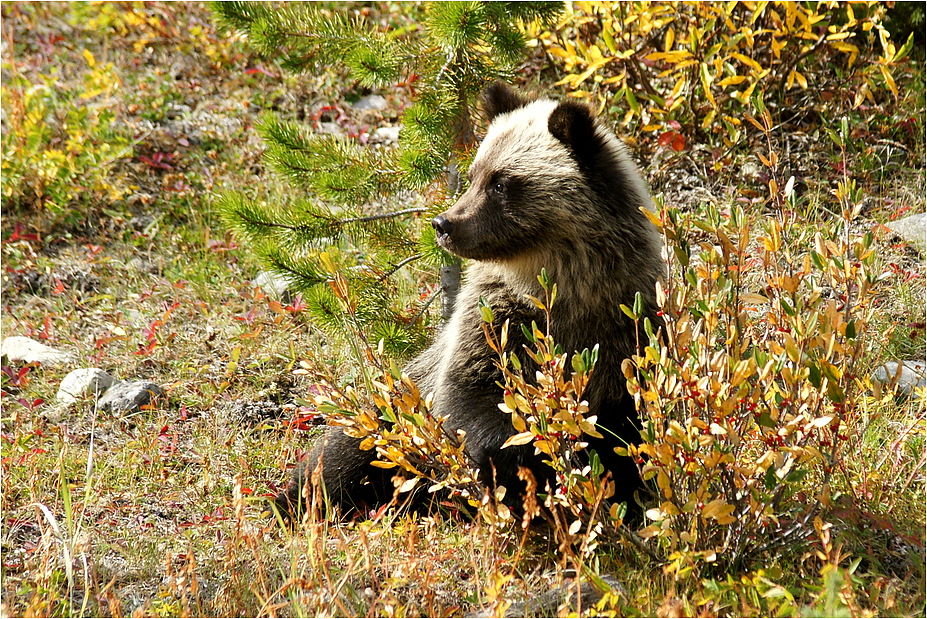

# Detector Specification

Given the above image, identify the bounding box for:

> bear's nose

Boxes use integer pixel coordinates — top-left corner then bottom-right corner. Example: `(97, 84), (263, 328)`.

(432, 215), (455, 237)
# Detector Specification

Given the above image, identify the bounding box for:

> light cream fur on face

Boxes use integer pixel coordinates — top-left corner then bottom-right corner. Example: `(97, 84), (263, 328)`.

(472, 98), (652, 214)
(455, 98), (658, 305)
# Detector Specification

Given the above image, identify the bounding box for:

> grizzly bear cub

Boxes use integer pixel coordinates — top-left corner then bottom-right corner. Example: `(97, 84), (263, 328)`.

(274, 82), (664, 519)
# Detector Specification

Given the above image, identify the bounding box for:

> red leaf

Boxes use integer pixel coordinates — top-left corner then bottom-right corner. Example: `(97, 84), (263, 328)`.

(672, 132), (686, 152)
(139, 152), (174, 170)
(244, 66), (277, 78)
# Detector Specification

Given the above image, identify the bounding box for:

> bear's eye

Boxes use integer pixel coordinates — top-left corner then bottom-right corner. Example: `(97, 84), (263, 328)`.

(492, 181), (505, 195)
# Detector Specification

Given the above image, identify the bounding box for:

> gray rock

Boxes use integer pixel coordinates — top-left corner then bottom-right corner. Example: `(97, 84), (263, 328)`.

(97, 380), (165, 414)
(884, 213), (926, 254)
(352, 94), (387, 111)
(371, 126), (401, 144)
(871, 360), (926, 395)
(741, 159), (764, 183)
(252, 271), (292, 298)
(128, 257), (159, 275)
(467, 574), (625, 618)
(1, 336), (76, 366)
(56, 369), (117, 405)
(316, 122), (344, 137)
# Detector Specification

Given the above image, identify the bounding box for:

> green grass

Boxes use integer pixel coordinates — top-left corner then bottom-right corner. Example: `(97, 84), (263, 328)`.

(2, 3), (924, 617)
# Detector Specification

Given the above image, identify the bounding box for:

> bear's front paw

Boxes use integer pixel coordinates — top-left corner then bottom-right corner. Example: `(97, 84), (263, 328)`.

(266, 482), (304, 523)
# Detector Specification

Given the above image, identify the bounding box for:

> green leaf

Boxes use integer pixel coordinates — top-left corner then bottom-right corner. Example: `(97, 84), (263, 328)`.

(478, 296), (494, 323)
(571, 353), (587, 374)
(619, 303), (638, 320)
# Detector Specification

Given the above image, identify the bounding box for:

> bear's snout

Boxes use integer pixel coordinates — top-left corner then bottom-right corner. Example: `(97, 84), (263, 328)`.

(432, 215), (455, 239)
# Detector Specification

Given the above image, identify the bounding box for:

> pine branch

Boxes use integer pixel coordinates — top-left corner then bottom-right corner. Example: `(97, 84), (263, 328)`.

(213, 1), (564, 350)
(258, 246), (328, 292)
(258, 114), (408, 203)
(341, 207), (429, 225)
(379, 253), (424, 282)
(212, 2), (421, 86)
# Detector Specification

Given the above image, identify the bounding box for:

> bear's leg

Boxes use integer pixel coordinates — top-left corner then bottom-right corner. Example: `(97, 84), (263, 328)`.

(272, 427), (395, 520)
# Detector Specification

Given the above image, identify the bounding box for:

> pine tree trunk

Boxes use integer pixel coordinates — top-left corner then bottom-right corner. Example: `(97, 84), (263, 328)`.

(440, 83), (476, 320)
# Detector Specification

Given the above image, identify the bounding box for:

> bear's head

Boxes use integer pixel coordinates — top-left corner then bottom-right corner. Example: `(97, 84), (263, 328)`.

(432, 82), (643, 263)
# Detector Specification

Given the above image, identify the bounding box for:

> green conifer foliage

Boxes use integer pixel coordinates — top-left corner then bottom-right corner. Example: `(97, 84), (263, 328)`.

(212, 1), (559, 358)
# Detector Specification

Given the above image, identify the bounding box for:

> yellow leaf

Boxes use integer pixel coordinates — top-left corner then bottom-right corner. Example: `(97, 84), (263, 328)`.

(830, 41), (859, 66)
(502, 431), (535, 448)
(370, 460), (398, 469)
(570, 55), (613, 87)
(82, 48), (96, 67)
(717, 75), (748, 88)
(730, 52), (762, 73)
(793, 70), (808, 89)
(657, 470), (672, 498)
(741, 292), (768, 305)
(640, 205), (664, 228)
(645, 50), (694, 63)
(744, 113), (766, 133)
(826, 31), (853, 41)
(879, 65), (898, 97)
(638, 524), (662, 539)
(701, 499), (736, 521)
(547, 47), (574, 60)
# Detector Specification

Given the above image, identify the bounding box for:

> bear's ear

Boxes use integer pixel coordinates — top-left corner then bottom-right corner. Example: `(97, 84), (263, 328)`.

(548, 100), (601, 164)
(481, 81), (527, 122)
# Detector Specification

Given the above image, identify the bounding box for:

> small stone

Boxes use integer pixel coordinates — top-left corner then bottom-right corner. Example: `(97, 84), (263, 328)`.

(884, 213), (926, 254)
(467, 574), (625, 618)
(128, 257), (159, 275)
(316, 122), (344, 137)
(97, 381), (165, 415)
(741, 160), (765, 183)
(128, 214), (157, 232)
(871, 360), (926, 396)
(352, 94), (387, 111)
(252, 271), (292, 298)
(1, 336), (76, 366)
(56, 369), (117, 405)
(371, 126), (401, 144)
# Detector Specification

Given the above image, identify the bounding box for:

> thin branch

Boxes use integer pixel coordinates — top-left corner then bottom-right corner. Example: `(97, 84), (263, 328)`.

(776, 30), (827, 96)
(235, 206), (427, 232)
(410, 286), (442, 326)
(340, 207), (429, 225)
(379, 253), (423, 282)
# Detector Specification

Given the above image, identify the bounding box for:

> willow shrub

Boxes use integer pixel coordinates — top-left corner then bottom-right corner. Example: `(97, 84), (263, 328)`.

(540, 1), (913, 145)
(300, 165), (889, 575)
(624, 179), (887, 571)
